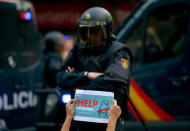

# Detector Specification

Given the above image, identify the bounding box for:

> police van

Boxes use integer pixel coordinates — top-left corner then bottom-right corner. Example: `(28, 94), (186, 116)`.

(115, 0), (190, 130)
(0, 0), (43, 130)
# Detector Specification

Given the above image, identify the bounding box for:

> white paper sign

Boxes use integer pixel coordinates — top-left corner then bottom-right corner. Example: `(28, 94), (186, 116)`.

(74, 89), (114, 123)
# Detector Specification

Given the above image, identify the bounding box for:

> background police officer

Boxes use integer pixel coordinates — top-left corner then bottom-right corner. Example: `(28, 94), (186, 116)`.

(57, 7), (132, 131)
(43, 31), (65, 88)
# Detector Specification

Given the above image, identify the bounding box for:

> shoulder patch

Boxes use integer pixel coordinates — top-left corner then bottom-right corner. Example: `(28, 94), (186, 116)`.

(121, 58), (128, 69)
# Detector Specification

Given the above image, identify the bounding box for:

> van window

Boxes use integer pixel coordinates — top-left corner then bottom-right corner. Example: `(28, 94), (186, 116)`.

(0, 2), (41, 70)
(124, 4), (188, 67)
(124, 20), (144, 67)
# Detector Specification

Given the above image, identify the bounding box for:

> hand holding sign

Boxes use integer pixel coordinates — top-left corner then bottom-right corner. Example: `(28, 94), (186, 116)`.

(109, 99), (121, 122)
(61, 99), (76, 131)
(61, 99), (121, 131)
(66, 99), (77, 119)
(106, 100), (121, 131)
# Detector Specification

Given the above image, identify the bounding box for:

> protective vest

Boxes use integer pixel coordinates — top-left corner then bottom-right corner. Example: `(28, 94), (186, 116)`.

(81, 41), (132, 73)
(81, 41), (132, 120)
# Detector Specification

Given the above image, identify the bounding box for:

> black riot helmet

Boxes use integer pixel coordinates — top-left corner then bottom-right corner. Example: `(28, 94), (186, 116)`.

(43, 31), (64, 54)
(77, 7), (115, 50)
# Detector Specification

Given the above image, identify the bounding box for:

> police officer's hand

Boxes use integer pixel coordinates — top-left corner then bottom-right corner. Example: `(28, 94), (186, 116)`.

(88, 72), (104, 80)
(66, 66), (75, 72)
(109, 99), (121, 122)
(66, 99), (76, 119)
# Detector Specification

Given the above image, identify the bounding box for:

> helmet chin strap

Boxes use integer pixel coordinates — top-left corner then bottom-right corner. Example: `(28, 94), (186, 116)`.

(79, 41), (104, 49)
(79, 39), (107, 54)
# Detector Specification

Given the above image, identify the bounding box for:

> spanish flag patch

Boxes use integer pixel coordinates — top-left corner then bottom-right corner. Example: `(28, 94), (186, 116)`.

(121, 58), (128, 69)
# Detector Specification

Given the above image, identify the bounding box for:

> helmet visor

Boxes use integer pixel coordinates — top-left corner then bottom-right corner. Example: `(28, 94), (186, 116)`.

(79, 26), (106, 42)
(79, 26), (96, 41)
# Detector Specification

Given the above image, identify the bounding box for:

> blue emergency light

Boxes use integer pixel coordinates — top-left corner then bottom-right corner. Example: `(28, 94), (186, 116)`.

(61, 94), (71, 104)
(24, 12), (32, 20)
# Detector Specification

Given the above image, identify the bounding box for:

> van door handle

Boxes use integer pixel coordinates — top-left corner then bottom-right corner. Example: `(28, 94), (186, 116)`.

(15, 83), (25, 90)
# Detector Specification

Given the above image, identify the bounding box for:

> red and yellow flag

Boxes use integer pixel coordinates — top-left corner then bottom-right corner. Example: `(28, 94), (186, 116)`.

(128, 77), (175, 121)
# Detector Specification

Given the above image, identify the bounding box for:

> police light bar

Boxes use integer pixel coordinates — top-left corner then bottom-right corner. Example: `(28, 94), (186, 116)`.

(19, 11), (32, 21)
(61, 94), (71, 104)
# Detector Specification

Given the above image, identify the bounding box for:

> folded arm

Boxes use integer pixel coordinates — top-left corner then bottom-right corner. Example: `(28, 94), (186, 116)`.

(57, 49), (131, 91)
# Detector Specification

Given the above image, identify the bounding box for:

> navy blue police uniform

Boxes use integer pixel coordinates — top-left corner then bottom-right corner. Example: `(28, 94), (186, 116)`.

(43, 51), (63, 88)
(57, 41), (132, 131)
(43, 31), (64, 88)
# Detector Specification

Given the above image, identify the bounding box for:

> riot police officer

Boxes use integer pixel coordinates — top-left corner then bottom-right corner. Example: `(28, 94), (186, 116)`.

(57, 7), (132, 131)
(43, 31), (64, 88)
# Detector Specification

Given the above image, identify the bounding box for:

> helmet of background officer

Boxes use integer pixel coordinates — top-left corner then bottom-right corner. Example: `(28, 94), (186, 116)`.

(43, 31), (64, 54)
(78, 7), (115, 50)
